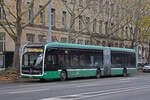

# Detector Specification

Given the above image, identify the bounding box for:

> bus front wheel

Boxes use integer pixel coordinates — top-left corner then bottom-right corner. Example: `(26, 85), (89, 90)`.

(60, 71), (67, 81)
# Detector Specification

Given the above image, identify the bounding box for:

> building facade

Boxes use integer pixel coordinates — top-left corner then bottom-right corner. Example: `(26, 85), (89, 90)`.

(0, 0), (149, 68)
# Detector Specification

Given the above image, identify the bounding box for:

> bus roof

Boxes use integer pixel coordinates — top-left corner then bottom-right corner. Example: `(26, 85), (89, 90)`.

(45, 42), (135, 53)
(46, 42), (104, 50)
(110, 47), (136, 53)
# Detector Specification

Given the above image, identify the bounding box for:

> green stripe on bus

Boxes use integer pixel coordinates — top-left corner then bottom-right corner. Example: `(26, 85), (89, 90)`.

(67, 69), (97, 78)
(111, 68), (123, 75)
(43, 71), (61, 79)
(127, 68), (136, 74)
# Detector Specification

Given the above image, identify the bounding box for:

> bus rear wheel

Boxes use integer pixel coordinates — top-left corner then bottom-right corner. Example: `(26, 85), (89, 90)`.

(60, 71), (67, 81)
(96, 70), (101, 78)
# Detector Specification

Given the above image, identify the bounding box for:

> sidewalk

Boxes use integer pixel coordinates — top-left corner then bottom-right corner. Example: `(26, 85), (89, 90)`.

(0, 76), (39, 83)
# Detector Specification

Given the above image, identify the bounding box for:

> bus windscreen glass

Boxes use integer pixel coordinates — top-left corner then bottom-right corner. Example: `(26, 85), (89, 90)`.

(22, 48), (44, 75)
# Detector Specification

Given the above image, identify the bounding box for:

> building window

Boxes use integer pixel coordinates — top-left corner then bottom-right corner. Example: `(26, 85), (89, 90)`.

(71, 0), (75, 4)
(62, 11), (66, 28)
(0, 42), (3, 53)
(52, 36), (57, 42)
(79, 0), (83, 7)
(38, 35), (46, 43)
(93, 19), (97, 33)
(99, 0), (103, 8)
(39, 5), (45, 24)
(102, 41), (106, 46)
(0, 33), (5, 53)
(125, 26), (128, 34)
(61, 37), (67, 43)
(110, 3), (114, 15)
(85, 17), (90, 32)
(116, 6), (120, 17)
(86, 0), (92, 7)
(130, 27), (133, 33)
(0, 0), (4, 3)
(51, 8), (55, 26)
(85, 40), (90, 45)
(79, 15), (82, 31)
(0, 0), (4, 19)
(71, 39), (76, 44)
(96, 41), (101, 46)
(26, 33), (35, 43)
(78, 39), (83, 44)
(105, 22), (108, 34)
(99, 20), (102, 33)
(27, 2), (34, 22)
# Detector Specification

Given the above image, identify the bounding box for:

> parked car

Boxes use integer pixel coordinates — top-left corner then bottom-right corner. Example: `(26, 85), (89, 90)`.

(143, 64), (150, 72)
(138, 62), (148, 67)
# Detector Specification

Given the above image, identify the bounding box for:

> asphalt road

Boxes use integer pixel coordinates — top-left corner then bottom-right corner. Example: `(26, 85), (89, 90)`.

(0, 72), (150, 100)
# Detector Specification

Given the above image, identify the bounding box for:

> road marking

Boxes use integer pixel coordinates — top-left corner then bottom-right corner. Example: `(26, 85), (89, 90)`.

(3, 78), (140, 95)
(40, 85), (150, 100)
(0, 82), (57, 90)
(8, 88), (50, 94)
(120, 77), (139, 81)
(76, 86), (150, 100)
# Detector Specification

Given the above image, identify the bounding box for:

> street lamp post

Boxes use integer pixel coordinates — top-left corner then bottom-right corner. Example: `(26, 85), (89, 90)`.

(135, 0), (142, 68)
(48, 3), (52, 42)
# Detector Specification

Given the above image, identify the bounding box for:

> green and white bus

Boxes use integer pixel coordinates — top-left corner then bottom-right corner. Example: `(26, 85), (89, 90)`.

(21, 42), (136, 81)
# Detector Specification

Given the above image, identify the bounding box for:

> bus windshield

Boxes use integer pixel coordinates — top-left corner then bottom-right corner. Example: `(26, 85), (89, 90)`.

(22, 53), (43, 68)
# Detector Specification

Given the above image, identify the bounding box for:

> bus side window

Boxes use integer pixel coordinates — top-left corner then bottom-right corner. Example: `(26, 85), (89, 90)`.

(64, 55), (70, 67)
(58, 55), (64, 66)
(46, 55), (57, 66)
(80, 55), (93, 67)
(94, 55), (103, 67)
(71, 55), (79, 66)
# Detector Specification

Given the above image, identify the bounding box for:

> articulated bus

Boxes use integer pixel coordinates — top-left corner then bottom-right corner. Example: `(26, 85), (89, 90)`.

(21, 42), (136, 81)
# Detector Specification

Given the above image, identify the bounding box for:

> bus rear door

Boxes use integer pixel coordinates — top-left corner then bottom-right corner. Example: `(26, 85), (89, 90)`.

(103, 47), (111, 76)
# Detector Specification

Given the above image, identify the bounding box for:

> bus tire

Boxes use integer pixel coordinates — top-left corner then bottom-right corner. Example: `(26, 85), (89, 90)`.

(96, 70), (101, 78)
(123, 68), (128, 77)
(60, 71), (67, 81)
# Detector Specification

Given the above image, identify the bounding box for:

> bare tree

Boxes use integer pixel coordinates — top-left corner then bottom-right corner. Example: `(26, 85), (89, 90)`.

(61, 0), (102, 44)
(100, 0), (135, 47)
(0, 0), (52, 69)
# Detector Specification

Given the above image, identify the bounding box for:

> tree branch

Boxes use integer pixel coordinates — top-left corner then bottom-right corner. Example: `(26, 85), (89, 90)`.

(62, 0), (73, 15)
(73, 3), (90, 21)
(111, 18), (133, 35)
(0, 22), (16, 40)
(21, 0), (34, 16)
(0, 2), (17, 20)
(73, 9), (102, 38)
(1, 3), (16, 36)
(22, 0), (51, 29)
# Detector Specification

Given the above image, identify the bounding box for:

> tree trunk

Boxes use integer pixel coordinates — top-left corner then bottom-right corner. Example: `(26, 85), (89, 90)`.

(12, 40), (21, 69)
(12, 0), (22, 69)
(12, 23), (22, 69)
